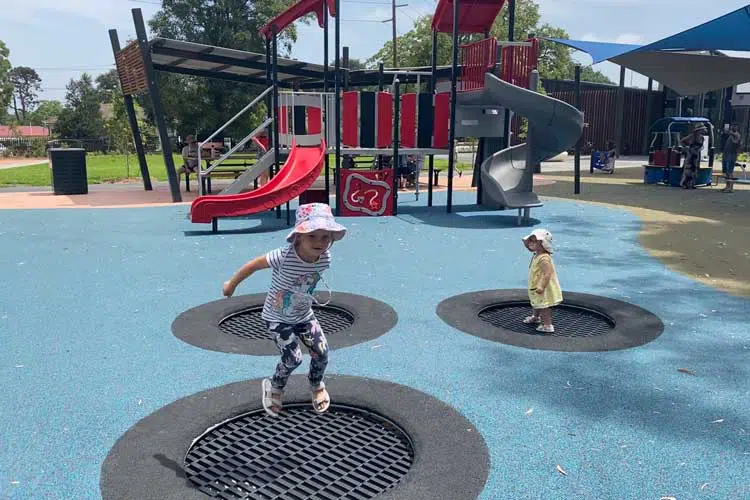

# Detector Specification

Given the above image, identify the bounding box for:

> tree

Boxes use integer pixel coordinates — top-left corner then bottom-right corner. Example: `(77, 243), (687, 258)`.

(54, 74), (106, 139)
(365, 0), (612, 84)
(106, 93), (157, 155)
(143, 0), (300, 139)
(96, 70), (121, 104)
(29, 100), (63, 128)
(9, 66), (42, 122)
(0, 41), (14, 119)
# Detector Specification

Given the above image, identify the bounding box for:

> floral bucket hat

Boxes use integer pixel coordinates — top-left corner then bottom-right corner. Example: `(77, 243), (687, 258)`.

(522, 228), (554, 253)
(286, 203), (347, 243)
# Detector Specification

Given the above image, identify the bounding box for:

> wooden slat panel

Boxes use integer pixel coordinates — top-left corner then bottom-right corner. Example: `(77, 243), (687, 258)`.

(114, 41), (149, 96)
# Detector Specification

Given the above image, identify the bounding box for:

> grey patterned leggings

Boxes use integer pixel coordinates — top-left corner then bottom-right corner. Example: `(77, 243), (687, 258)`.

(266, 318), (329, 392)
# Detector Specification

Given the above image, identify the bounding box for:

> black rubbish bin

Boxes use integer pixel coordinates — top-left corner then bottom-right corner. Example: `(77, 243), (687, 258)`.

(49, 148), (88, 195)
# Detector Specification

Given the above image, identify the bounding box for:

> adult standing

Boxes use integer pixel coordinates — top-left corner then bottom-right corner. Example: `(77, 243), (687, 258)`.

(721, 123), (741, 193)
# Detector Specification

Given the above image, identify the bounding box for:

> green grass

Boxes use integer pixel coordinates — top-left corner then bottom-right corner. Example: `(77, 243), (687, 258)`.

(0, 153), (471, 187)
(0, 153), (182, 187)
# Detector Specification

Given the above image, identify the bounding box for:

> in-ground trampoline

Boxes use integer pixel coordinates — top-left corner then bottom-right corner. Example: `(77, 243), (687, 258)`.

(100, 375), (490, 500)
(172, 292), (398, 355)
(436, 289), (664, 352)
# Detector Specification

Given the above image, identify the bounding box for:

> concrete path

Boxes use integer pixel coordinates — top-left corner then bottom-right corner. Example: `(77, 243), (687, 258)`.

(0, 158), (47, 170)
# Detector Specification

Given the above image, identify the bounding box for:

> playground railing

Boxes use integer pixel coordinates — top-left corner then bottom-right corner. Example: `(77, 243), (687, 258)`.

(459, 37), (498, 91)
(500, 39), (538, 88)
(198, 85), (274, 194)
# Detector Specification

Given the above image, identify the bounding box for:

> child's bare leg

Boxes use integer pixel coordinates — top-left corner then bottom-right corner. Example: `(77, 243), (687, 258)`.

(538, 308), (552, 327)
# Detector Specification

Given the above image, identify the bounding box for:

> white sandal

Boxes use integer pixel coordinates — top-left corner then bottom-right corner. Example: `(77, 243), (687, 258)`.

(536, 324), (555, 333)
(311, 383), (330, 414)
(262, 378), (282, 417)
(523, 315), (541, 324)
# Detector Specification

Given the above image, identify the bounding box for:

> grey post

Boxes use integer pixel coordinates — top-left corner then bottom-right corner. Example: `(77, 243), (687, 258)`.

(132, 8), (181, 202)
(108, 29), (152, 192)
(521, 69), (539, 194)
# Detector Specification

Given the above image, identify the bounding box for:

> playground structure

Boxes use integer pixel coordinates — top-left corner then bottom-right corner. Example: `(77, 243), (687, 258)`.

(110, 1), (584, 231)
(643, 117), (715, 187)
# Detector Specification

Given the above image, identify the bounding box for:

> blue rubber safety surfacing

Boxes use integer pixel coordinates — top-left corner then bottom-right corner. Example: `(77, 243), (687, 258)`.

(1, 190), (749, 499)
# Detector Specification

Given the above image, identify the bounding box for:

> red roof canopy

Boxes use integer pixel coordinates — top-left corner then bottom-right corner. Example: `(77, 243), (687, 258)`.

(0, 125), (50, 137)
(431, 0), (506, 34)
(260, 0), (335, 39)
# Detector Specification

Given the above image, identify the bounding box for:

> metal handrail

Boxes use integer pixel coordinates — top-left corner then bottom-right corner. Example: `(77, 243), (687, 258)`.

(202, 117), (274, 175)
(197, 85), (274, 194)
(199, 86), (273, 149)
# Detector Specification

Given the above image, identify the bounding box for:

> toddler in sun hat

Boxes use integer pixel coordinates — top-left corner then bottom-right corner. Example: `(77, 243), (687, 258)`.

(222, 203), (346, 416)
(521, 228), (563, 333)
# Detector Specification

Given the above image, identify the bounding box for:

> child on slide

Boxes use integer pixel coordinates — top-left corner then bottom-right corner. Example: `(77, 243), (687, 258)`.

(522, 229), (563, 333)
(222, 203), (347, 416)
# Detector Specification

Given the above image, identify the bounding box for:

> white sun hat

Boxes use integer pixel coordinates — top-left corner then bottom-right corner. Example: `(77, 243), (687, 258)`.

(286, 203), (347, 243)
(522, 228), (554, 253)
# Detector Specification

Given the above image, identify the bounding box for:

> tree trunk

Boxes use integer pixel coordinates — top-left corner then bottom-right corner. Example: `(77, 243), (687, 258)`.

(12, 94), (20, 121)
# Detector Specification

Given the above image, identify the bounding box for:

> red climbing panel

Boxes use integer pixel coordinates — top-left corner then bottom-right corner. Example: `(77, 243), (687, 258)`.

(307, 106), (322, 134)
(400, 93), (417, 148)
(342, 91), (359, 147)
(376, 92), (393, 148)
(433, 92), (450, 149)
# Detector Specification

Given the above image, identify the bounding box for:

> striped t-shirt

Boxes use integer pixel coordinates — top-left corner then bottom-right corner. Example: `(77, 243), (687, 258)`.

(261, 244), (331, 324)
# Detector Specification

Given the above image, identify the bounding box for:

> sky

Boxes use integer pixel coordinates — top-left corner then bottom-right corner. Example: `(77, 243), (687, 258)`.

(2, 0), (750, 106)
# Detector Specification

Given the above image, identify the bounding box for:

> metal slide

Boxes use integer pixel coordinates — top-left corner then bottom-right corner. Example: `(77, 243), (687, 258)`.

(458, 73), (584, 213)
(219, 150), (288, 195)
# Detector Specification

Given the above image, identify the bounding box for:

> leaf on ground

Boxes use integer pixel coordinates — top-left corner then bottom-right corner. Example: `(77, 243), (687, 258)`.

(678, 368), (696, 376)
(556, 464), (568, 476)
(660, 497), (676, 500)
(526, 408), (533, 416)
(710, 419), (724, 424)
(700, 483), (709, 491)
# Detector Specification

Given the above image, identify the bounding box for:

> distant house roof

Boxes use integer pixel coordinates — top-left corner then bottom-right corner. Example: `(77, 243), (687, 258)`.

(0, 125), (50, 137)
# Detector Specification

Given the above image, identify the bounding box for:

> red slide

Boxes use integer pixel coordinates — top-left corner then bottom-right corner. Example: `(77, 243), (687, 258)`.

(190, 140), (326, 224)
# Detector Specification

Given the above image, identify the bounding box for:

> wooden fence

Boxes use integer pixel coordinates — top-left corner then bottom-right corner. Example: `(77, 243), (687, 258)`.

(510, 80), (665, 155)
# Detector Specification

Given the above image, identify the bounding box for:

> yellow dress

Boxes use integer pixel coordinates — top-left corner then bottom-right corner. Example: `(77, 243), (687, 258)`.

(528, 253), (563, 309)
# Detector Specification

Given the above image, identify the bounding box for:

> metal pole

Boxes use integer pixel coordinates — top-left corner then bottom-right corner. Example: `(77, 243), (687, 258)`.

(265, 38), (272, 178)
(615, 65), (626, 155)
(392, 0), (397, 67)
(428, 28), (437, 207)
(378, 62), (385, 91)
(503, 0), (516, 149)
(132, 8), (180, 202)
(323, 0), (330, 202)
(573, 64), (582, 194)
(272, 25), (281, 219)
(343, 46), (350, 91)
(643, 77), (653, 154)
(393, 79), (400, 215)
(334, 0), (341, 215)
(446, 0), (460, 213)
(109, 29), (152, 191)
